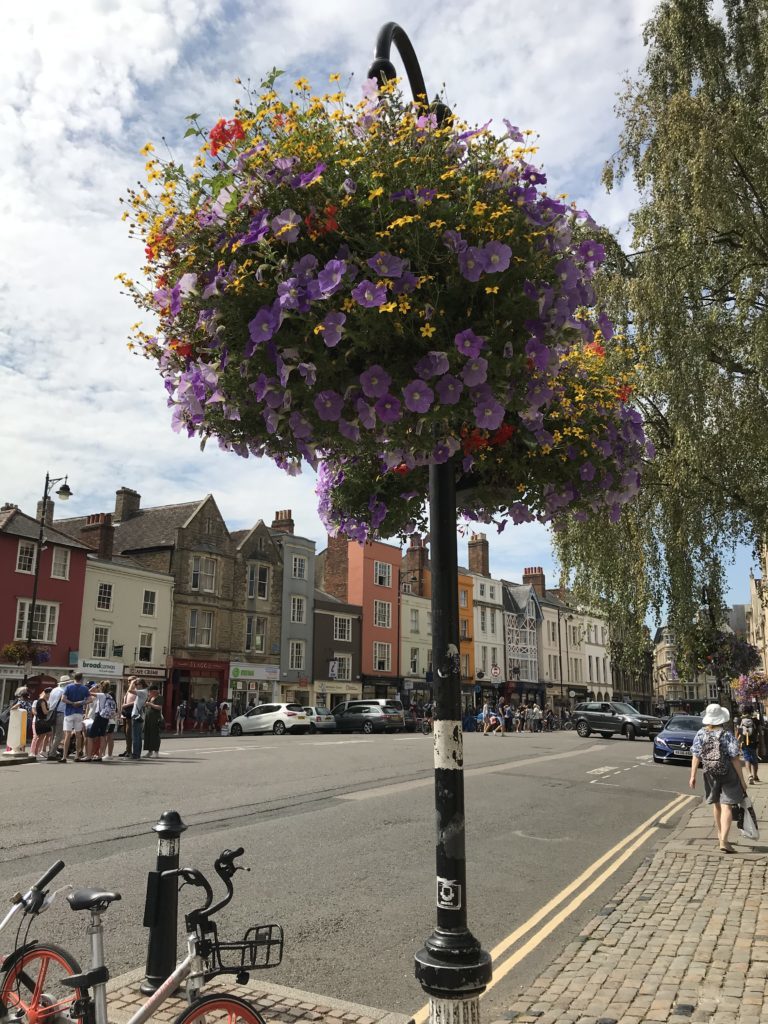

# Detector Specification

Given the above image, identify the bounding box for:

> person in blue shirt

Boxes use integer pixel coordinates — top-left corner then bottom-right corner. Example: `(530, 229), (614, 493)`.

(60, 674), (91, 763)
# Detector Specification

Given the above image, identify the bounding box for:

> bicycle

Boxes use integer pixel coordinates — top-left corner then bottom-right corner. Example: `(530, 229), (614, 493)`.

(57, 847), (282, 1024)
(0, 860), (84, 1024)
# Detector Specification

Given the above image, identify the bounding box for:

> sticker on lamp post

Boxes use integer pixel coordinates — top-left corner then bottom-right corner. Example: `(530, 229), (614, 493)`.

(436, 877), (462, 910)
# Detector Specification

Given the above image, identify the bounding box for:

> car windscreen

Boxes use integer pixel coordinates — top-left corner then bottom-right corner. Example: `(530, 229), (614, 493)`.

(315, 707), (331, 715)
(612, 702), (640, 715)
(666, 717), (703, 731)
(286, 703), (305, 711)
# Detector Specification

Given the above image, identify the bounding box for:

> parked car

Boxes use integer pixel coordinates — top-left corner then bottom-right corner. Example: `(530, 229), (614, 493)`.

(333, 702), (403, 734)
(652, 715), (703, 764)
(229, 702), (309, 736)
(303, 705), (337, 733)
(333, 700), (405, 730)
(572, 701), (664, 741)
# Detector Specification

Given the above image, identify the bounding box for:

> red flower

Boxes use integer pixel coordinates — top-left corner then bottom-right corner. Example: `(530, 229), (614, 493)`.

(461, 428), (490, 454)
(585, 341), (606, 357)
(209, 118), (245, 156)
(489, 423), (516, 446)
(392, 463), (410, 475)
(617, 384), (633, 403)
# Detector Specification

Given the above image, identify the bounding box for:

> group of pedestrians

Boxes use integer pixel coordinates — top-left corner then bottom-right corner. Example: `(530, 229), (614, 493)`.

(479, 700), (556, 734)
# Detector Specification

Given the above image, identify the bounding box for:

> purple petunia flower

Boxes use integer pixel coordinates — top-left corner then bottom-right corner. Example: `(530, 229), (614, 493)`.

(298, 362), (317, 387)
(367, 251), (405, 278)
(415, 351), (450, 378)
(435, 374), (463, 405)
(360, 364), (391, 398)
(289, 412), (313, 439)
(458, 246), (487, 282)
(270, 208), (302, 243)
(291, 161), (326, 188)
(577, 240), (605, 265)
(483, 240), (512, 273)
(320, 311), (346, 347)
(356, 399), (376, 429)
(246, 305), (280, 355)
(342, 177), (357, 194)
(474, 398), (505, 431)
(461, 357), (488, 387)
(352, 279), (387, 307)
(314, 390), (344, 421)
(277, 278), (302, 310)
(502, 119), (524, 142)
(316, 259), (347, 297)
(374, 393), (402, 424)
(390, 271), (418, 294)
(240, 211), (271, 245)
(454, 328), (486, 358)
(338, 419), (361, 442)
(443, 229), (468, 254)
(403, 380), (434, 414)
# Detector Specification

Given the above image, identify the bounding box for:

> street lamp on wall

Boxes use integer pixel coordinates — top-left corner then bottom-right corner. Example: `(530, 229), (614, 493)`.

(26, 473), (72, 672)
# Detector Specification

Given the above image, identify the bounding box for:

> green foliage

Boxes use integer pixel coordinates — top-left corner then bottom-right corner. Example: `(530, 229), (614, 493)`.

(555, 0), (768, 667)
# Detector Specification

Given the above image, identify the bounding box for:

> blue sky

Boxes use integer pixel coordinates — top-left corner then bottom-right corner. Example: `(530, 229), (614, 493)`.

(0, 0), (754, 611)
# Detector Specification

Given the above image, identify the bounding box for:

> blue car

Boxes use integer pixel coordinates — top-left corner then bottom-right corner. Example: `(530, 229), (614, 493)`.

(652, 714), (703, 764)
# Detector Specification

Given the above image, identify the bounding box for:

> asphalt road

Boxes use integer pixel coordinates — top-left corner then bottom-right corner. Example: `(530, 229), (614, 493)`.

(0, 729), (695, 1020)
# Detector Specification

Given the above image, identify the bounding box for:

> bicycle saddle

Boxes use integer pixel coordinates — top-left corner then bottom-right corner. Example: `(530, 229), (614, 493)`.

(67, 888), (122, 912)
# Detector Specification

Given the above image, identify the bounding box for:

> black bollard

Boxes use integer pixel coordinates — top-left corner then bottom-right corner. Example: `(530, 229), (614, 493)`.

(140, 810), (188, 994)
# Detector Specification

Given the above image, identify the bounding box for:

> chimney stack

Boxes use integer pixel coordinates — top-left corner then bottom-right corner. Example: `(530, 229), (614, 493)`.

(114, 487), (141, 523)
(402, 534), (429, 596)
(80, 513), (114, 561)
(36, 499), (54, 525)
(522, 566), (546, 598)
(467, 532), (490, 577)
(271, 509), (295, 535)
(322, 535), (349, 601)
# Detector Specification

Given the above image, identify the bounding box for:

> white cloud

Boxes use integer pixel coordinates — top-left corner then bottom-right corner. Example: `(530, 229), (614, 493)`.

(0, 1), (751, 603)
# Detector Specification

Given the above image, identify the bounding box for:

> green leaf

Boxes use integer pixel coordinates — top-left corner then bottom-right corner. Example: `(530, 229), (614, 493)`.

(185, 113), (201, 121)
(184, 126), (199, 138)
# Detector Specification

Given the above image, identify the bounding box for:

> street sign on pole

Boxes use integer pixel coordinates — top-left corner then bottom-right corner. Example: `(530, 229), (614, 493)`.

(491, 665), (501, 678)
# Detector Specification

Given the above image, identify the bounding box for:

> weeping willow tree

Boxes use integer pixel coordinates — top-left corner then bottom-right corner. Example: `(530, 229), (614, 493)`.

(555, 0), (768, 674)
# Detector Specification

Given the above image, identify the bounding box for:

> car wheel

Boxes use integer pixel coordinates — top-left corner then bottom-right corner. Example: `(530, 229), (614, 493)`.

(362, 721), (374, 735)
(273, 721), (286, 735)
(625, 724), (636, 740)
(230, 723), (243, 737)
(575, 720), (590, 738)
(600, 732), (613, 739)
(309, 723), (317, 734)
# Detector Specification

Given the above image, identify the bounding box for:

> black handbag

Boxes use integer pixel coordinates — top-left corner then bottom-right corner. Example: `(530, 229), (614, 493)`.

(35, 718), (53, 734)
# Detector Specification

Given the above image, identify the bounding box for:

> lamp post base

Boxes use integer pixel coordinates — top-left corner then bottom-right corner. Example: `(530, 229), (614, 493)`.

(414, 939), (492, 999)
(422, 995), (483, 1024)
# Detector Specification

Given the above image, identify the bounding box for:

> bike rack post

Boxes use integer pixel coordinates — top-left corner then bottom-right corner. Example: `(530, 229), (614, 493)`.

(140, 809), (187, 994)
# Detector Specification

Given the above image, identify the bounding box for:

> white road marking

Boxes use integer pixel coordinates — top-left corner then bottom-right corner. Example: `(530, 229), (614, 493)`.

(511, 830), (571, 843)
(587, 766), (619, 776)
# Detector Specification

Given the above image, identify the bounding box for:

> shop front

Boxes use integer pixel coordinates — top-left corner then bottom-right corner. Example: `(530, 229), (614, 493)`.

(0, 665), (61, 707)
(361, 675), (401, 702)
(228, 662), (280, 717)
(314, 677), (363, 710)
(170, 657), (229, 727)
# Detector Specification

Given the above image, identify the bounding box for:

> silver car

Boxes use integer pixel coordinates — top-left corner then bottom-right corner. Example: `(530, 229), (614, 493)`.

(303, 705), (337, 733)
(229, 702), (309, 736)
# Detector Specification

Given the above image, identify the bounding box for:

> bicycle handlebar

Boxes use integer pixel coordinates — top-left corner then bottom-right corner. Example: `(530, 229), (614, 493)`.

(31, 861), (65, 893)
(174, 848), (246, 932)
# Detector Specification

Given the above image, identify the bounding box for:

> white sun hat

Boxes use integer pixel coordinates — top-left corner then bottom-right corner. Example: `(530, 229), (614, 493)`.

(701, 704), (730, 726)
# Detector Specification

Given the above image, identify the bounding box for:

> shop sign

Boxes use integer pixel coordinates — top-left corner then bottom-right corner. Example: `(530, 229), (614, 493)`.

(229, 662), (280, 683)
(0, 665), (27, 679)
(78, 657), (123, 677)
(124, 666), (166, 678)
(173, 658), (229, 672)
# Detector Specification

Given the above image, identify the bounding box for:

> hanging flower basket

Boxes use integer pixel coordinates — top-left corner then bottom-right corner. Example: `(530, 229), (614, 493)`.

(122, 71), (650, 540)
(1, 641), (49, 666)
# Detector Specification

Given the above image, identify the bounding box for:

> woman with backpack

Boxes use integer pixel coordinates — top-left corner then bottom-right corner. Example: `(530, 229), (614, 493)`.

(689, 704), (747, 853)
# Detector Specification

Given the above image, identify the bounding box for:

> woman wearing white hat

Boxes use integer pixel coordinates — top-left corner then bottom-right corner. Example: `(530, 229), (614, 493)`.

(689, 704), (746, 853)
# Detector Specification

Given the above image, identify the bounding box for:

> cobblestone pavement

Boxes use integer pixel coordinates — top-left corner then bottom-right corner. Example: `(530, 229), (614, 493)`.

(491, 787), (768, 1024)
(106, 967), (409, 1024)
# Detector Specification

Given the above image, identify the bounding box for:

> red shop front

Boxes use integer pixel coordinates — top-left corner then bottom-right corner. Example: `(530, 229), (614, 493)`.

(168, 657), (229, 726)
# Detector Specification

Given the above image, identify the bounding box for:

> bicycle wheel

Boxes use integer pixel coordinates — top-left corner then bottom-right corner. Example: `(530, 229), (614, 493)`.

(173, 993), (267, 1024)
(0, 943), (83, 1024)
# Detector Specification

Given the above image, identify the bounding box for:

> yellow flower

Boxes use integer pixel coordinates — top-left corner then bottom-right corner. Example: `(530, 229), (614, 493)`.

(420, 324), (437, 338)
(428, 220), (446, 230)
(294, 77), (311, 91)
(379, 302), (397, 313)
(329, 73), (341, 82)
(388, 215), (420, 229)
(139, 142), (155, 156)
(368, 187), (384, 200)
(484, 286), (499, 295)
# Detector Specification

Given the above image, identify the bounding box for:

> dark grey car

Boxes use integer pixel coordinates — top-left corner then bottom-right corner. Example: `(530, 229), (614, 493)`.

(333, 702), (401, 734)
(573, 701), (664, 741)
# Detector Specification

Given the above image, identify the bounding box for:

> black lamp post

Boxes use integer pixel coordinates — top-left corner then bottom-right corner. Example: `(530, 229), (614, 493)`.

(26, 473), (72, 650)
(367, 23), (492, 1018)
(701, 586), (730, 717)
(556, 607), (572, 706)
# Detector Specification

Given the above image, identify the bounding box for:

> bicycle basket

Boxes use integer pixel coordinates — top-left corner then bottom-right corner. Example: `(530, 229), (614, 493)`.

(209, 924), (284, 973)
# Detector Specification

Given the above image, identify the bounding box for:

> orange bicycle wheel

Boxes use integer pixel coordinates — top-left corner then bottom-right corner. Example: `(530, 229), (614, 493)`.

(172, 993), (267, 1024)
(0, 944), (83, 1024)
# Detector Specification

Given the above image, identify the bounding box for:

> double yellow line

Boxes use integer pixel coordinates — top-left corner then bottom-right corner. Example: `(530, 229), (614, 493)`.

(412, 792), (694, 1023)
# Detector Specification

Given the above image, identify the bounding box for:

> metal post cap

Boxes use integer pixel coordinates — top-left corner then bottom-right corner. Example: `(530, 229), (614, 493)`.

(152, 810), (188, 838)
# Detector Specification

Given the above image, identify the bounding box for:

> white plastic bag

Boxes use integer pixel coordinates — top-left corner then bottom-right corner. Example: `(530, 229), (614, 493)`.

(739, 795), (760, 840)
